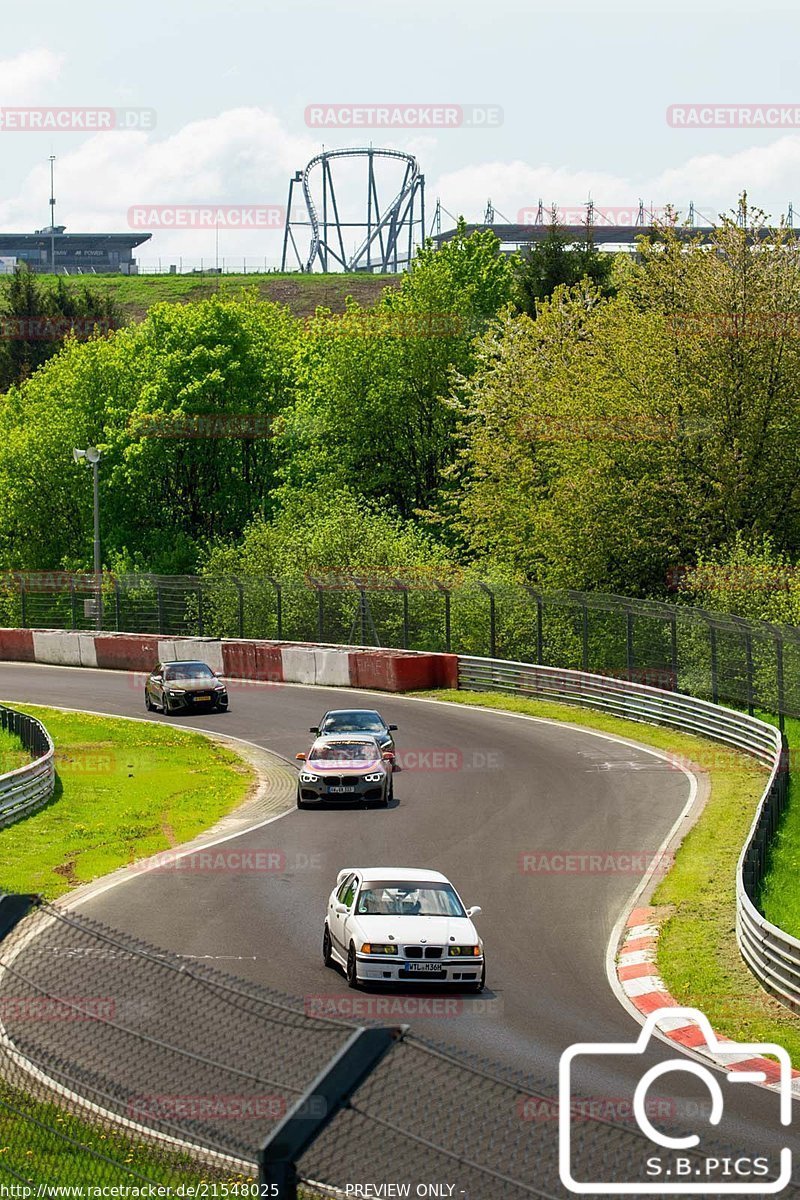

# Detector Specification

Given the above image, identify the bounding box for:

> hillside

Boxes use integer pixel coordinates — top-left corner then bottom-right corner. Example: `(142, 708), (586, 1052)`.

(37, 271), (402, 322)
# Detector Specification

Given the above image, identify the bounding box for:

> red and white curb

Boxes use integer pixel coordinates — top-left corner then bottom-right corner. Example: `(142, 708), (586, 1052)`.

(617, 906), (800, 1098)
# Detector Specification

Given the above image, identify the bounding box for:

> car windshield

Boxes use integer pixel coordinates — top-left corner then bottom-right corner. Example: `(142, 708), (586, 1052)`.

(356, 882), (465, 918)
(163, 663), (214, 681)
(321, 711), (385, 733)
(311, 741), (379, 762)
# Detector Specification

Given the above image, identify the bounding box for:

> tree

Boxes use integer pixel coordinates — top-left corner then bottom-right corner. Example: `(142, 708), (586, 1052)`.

(0, 267), (122, 391)
(274, 222), (515, 523)
(513, 208), (616, 317)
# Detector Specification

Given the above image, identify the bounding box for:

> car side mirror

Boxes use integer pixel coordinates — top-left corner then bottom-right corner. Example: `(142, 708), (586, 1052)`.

(295, 752), (306, 761)
(335, 903), (348, 915)
(466, 906), (482, 918)
(152, 674), (162, 682)
(309, 726), (319, 734)
(388, 724), (398, 731)
(382, 751), (394, 761)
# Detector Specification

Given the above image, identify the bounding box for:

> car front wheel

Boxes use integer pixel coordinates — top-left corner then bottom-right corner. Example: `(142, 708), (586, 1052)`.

(346, 943), (359, 989)
(466, 963), (486, 994)
(322, 924), (333, 968)
(145, 691), (153, 711)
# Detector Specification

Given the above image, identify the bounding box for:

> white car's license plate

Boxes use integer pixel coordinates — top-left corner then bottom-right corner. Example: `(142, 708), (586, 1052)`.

(329, 786), (356, 793)
(404, 962), (443, 973)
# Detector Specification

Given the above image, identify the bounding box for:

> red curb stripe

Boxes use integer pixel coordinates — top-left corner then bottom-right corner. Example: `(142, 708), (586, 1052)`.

(623, 936), (657, 954)
(619, 963), (659, 982)
(626, 907), (656, 927)
(727, 1057), (785, 1083)
(667, 1024), (709, 1048)
(632, 990), (676, 1014)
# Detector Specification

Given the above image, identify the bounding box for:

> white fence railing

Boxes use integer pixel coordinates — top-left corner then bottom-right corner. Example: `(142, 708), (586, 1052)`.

(457, 656), (797, 1012)
(0, 706), (55, 828)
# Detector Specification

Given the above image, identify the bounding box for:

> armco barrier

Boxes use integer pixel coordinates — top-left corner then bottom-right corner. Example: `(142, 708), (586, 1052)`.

(457, 656), (795, 1013)
(0, 705), (55, 827)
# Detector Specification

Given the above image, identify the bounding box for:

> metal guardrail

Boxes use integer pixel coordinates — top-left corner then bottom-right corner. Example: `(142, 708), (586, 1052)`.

(457, 656), (797, 1010)
(0, 705), (55, 828)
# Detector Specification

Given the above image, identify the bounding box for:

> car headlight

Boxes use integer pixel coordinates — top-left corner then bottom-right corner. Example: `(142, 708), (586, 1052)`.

(214, 683), (226, 692)
(364, 773), (384, 782)
(360, 943), (398, 955)
(167, 689), (185, 696)
(299, 772), (321, 783)
(448, 945), (481, 957)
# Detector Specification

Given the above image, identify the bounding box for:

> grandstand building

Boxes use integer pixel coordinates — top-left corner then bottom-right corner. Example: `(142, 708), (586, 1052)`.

(0, 227), (152, 274)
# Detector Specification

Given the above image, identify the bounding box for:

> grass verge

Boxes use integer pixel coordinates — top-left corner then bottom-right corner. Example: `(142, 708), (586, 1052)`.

(0, 704), (255, 898)
(0, 725), (28, 775)
(420, 689), (800, 1060)
(757, 715), (800, 938)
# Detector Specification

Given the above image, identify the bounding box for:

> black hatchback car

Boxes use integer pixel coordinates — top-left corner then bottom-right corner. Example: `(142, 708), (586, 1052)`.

(145, 661), (229, 714)
(310, 709), (398, 759)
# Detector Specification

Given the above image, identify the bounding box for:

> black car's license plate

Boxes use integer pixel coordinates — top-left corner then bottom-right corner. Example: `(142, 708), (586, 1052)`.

(402, 963), (444, 974)
(194, 693), (211, 700)
(329, 786), (356, 793)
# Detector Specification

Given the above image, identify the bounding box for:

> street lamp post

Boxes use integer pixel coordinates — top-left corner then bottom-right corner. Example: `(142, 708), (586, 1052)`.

(73, 447), (102, 629)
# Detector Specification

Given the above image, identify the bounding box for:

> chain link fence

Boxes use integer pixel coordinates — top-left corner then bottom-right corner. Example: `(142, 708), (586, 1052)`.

(2, 572), (799, 722)
(2, 900), (797, 1198)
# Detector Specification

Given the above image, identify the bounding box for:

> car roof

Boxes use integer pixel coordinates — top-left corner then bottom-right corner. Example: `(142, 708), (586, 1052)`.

(354, 867), (451, 884)
(313, 733), (380, 744)
(161, 660), (213, 668)
(322, 709), (382, 718)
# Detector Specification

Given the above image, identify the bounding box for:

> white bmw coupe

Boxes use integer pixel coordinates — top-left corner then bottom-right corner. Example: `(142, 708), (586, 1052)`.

(322, 867), (485, 992)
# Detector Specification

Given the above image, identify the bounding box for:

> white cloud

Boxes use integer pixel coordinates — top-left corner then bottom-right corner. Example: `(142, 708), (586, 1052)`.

(0, 48), (63, 105)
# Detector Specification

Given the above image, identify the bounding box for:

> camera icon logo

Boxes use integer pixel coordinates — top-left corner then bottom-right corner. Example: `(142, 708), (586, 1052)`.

(559, 1007), (792, 1194)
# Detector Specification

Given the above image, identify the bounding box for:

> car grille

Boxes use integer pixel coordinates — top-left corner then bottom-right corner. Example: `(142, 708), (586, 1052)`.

(403, 946), (443, 959)
(324, 775), (362, 787)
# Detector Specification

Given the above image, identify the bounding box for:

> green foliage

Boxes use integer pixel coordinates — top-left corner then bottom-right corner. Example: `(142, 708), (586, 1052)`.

(512, 210), (616, 316)
(678, 534), (800, 624)
(0, 266), (122, 391)
(274, 221), (515, 521)
(0, 291), (299, 573)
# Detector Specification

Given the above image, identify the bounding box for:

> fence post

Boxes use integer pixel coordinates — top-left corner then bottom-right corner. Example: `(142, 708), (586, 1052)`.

(69, 578), (77, 631)
(197, 585), (204, 637)
(709, 622), (719, 704)
(359, 589), (367, 645)
(157, 585), (165, 636)
(114, 577), (121, 632)
(258, 1026), (403, 1200)
(625, 609), (634, 680)
(401, 586), (409, 650)
(317, 585), (324, 643)
(581, 601), (589, 673)
(670, 614), (678, 688)
(478, 582), (496, 658)
(20, 580), (27, 629)
(776, 634), (785, 732)
(745, 632), (754, 716)
(234, 578), (245, 639)
(436, 585), (451, 653)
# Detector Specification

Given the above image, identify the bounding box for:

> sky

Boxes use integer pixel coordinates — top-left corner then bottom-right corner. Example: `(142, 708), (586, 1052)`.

(3, 0), (800, 267)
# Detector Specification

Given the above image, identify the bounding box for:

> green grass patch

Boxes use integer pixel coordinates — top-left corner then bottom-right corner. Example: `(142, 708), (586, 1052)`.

(422, 690), (800, 1059)
(0, 1081), (250, 1186)
(35, 271), (399, 322)
(0, 705), (254, 898)
(0, 724), (28, 775)
(757, 715), (800, 938)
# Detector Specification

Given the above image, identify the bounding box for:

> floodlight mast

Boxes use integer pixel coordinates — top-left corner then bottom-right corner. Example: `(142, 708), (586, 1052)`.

(73, 447), (102, 629)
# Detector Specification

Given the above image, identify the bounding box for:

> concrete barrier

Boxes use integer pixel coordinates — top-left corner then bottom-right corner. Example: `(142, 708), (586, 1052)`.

(0, 628), (457, 693)
(31, 631), (83, 667)
(281, 647), (317, 685)
(313, 648), (352, 687)
(0, 629), (35, 662)
(172, 638), (224, 675)
(94, 634), (162, 672)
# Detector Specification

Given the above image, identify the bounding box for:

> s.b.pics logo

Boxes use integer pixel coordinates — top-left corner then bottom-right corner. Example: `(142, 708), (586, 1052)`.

(559, 1008), (792, 1194)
